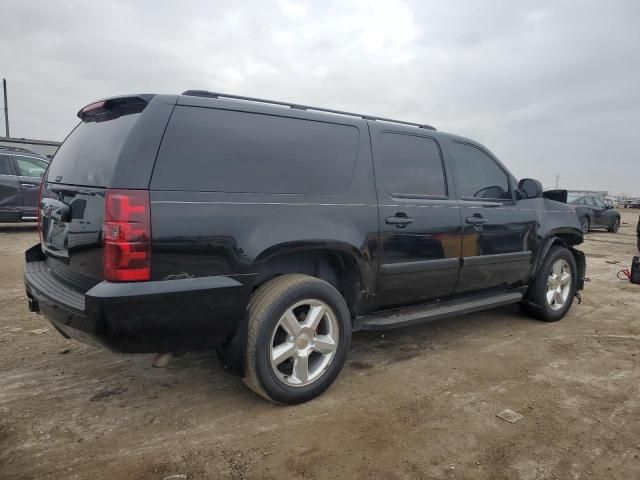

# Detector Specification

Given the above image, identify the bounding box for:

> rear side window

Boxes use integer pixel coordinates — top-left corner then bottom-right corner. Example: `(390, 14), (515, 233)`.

(0, 154), (14, 175)
(151, 107), (359, 194)
(15, 156), (48, 177)
(47, 113), (141, 187)
(377, 133), (446, 197)
(450, 142), (511, 200)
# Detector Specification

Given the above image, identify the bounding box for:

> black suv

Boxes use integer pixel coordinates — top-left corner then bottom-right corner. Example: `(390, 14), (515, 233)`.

(24, 92), (586, 404)
(0, 146), (50, 222)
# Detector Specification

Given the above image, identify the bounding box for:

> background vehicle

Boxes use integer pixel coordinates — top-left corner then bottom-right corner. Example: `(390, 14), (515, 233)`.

(568, 193), (621, 233)
(24, 92), (586, 404)
(0, 146), (50, 222)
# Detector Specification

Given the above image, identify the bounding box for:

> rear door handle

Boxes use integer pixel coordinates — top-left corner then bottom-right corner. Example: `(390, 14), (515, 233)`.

(465, 215), (487, 226)
(385, 213), (414, 227)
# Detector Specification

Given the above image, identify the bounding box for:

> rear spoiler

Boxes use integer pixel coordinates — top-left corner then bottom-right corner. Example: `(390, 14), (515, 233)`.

(77, 94), (155, 123)
(543, 189), (568, 203)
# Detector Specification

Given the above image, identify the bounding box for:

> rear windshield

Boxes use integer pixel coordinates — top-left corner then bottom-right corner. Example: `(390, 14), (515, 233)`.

(151, 106), (359, 194)
(46, 113), (141, 187)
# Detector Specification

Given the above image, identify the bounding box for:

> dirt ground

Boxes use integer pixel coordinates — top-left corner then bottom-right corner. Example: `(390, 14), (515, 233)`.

(1, 210), (639, 480)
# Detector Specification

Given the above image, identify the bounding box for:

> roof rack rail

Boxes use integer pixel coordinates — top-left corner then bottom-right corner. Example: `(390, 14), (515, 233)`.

(181, 90), (436, 131)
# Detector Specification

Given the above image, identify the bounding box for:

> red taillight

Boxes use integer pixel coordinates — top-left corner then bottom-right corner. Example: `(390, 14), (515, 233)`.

(103, 189), (151, 282)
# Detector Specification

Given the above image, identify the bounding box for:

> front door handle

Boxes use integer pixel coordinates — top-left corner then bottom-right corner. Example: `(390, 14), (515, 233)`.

(465, 215), (487, 226)
(385, 213), (414, 227)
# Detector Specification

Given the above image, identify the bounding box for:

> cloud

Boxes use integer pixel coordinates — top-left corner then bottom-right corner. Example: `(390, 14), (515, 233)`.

(1, 0), (639, 194)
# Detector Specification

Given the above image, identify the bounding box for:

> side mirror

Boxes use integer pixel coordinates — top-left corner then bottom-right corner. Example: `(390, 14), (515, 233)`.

(518, 178), (543, 199)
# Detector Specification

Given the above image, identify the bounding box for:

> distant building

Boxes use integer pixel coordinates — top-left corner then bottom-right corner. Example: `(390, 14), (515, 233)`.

(0, 136), (61, 158)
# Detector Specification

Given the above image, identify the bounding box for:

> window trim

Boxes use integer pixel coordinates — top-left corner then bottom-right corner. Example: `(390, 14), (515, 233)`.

(450, 140), (514, 203)
(378, 130), (449, 200)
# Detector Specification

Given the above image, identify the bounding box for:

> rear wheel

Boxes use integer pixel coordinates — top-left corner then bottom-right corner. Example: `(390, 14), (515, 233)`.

(608, 216), (620, 233)
(524, 246), (577, 322)
(580, 216), (590, 233)
(243, 274), (351, 404)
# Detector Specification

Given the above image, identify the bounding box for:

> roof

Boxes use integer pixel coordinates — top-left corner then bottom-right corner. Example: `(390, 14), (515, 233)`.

(0, 144), (51, 160)
(0, 136), (62, 147)
(182, 90), (437, 131)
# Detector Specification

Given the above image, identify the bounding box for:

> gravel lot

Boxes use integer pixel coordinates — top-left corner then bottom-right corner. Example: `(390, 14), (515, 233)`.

(1, 210), (639, 480)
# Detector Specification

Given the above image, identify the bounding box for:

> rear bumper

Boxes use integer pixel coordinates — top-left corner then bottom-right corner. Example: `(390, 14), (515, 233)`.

(24, 246), (253, 353)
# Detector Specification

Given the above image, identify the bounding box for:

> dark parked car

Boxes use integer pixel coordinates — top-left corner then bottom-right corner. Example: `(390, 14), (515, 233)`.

(0, 147), (50, 222)
(24, 92), (586, 404)
(567, 193), (621, 233)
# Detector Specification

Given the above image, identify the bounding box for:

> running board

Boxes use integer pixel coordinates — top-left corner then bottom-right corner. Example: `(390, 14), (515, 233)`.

(354, 292), (524, 331)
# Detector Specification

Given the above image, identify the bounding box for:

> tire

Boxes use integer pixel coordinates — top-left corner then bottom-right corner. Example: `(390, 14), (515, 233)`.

(243, 274), (351, 404)
(524, 246), (577, 322)
(580, 216), (590, 234)
(608, 216), (620, 233)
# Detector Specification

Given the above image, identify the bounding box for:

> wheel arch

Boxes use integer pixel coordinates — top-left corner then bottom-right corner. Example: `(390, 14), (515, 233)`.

(529, 231), (585, 289)
(252, 242), (374, 316)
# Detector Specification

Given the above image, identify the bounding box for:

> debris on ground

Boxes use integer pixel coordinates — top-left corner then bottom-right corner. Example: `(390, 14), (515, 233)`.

(152, 352), (173, 368)
(28, 328), (49, 335)
(496, 409), (524, 424)
(89, 388), (128, 401)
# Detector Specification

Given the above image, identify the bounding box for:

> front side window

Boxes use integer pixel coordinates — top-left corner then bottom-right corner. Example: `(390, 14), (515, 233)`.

(15, 156), (48, 177)
(450, 142), (511, 200)
(0, 154), (14, 175)
(584, 197), (596, 207)
(592, 197), (606, 208)
(377, 133), (447, 197)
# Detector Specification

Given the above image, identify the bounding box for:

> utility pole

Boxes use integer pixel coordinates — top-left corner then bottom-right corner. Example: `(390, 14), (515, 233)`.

(555, 174), (559, 189)
(2, 78), (9, 138)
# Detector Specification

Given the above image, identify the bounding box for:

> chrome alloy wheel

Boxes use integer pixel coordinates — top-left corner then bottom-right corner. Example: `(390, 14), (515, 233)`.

(269, 299), (339, 387)
(546, 259), (572, 311)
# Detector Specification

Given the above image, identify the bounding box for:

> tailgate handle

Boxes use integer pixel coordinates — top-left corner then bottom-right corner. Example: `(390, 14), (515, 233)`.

(41, 198), (70, 222)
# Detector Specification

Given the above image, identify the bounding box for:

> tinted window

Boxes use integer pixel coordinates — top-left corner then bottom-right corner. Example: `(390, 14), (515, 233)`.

(47, 113), (141, 187)
(377, 133), (446, 197)
(592, 196), (606, 208)
(152, 107), (359, 194)
(0, 154), (13, 175)
(450, 142), (510, 199)
(15, 156), (48, 177)
(584, 197), (596, 207)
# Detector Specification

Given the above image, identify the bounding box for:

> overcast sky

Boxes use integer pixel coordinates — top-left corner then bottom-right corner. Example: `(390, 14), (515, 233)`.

(1, 0), (639, 195)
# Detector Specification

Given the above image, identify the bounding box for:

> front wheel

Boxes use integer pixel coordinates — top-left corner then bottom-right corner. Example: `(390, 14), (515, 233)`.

(243, 274), (351, 404)
(524, 246), (577, 322)
(608, 217), (620, 233)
